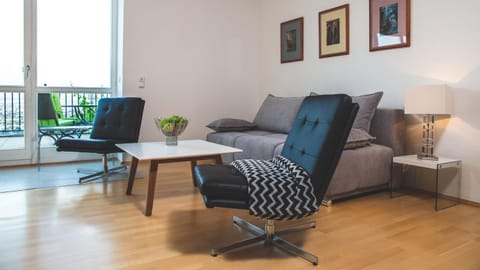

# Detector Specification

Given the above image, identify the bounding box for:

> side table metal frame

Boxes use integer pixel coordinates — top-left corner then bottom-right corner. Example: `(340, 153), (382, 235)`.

(391, 155), (462, 211)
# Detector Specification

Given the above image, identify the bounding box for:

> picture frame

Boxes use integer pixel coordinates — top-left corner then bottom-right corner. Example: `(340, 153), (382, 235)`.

(369, 0), (410, 51)
(319, 4), (349, 58)
(280, 17), (304, 63)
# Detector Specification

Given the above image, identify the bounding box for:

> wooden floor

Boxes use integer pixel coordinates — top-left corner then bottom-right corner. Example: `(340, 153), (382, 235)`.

(1, 161), (479, 270)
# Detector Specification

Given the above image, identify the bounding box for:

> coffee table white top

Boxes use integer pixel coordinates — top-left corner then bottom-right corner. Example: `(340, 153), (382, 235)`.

(116, 139), (242, 161)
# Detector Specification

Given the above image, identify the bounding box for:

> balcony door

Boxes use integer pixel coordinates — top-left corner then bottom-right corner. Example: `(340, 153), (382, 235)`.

(0, 0), (119, 165)
(0, 0), (32, 162)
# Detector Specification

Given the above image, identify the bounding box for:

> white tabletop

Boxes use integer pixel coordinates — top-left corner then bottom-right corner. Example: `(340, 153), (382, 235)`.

(393, 155), (461, 169)
(116, 139), (242, 161)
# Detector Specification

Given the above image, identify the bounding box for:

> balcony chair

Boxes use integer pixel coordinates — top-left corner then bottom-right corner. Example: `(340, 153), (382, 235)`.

(55, 97), (145, 183)
(37, 93), (93, 166)
(38, 93), (80, 127)
(194, 94), (358, 265)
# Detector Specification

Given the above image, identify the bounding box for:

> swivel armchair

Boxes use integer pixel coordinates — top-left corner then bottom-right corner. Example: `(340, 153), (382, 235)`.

(194, 94), (358, 265)
(56, 97), (145, 183)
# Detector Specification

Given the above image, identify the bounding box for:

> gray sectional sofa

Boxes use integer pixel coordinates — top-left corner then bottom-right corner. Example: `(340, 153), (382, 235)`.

(206, 93), (405, 202)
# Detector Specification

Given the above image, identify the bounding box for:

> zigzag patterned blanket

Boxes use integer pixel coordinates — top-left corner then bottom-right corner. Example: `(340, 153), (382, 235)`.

(232, 155), (318, 220)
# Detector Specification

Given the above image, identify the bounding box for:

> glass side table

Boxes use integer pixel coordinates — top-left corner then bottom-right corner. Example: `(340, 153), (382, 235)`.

(391, 155), (462, 211)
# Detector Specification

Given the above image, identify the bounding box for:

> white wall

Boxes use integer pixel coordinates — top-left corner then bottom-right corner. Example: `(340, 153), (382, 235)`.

(123, 0), (261, 142)
(259, 0), (480, 203)
(123, 0), (480, 203)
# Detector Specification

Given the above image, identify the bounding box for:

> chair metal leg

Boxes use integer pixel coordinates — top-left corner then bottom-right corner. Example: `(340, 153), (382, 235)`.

(276, 221), (316, 237)
(78, 154), (127, 183)
(212, 216), (318, 266)
(212, 235), (265, 256)
(272, 236), (318, 265)
(233, 216), (264, 235)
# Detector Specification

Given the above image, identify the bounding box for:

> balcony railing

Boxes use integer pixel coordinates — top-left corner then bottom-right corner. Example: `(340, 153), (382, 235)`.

(0, 91), (110, 137)
(0, 92), (24, 137)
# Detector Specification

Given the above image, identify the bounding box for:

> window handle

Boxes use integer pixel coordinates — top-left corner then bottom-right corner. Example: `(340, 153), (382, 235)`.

(24, 65), (31, 80)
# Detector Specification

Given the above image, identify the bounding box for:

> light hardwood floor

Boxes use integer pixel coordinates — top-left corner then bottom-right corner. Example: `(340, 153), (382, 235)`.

(0, 161), (479, 270)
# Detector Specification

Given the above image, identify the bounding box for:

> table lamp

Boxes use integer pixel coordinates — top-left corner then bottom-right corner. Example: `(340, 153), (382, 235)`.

(405, 85), (452, 160)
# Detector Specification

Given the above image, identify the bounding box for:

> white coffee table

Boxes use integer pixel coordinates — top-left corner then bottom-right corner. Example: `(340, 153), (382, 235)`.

(116, 139), (242, 216)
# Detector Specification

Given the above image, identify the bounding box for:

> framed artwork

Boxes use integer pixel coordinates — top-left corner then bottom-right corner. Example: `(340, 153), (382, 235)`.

(280, 17), (304, 63)
(369, 0), (410, 51)
(318, 4), (349, 58)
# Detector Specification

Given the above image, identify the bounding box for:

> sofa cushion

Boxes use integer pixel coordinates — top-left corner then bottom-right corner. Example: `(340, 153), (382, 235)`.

(253, 94), (305, 133)
(351, 91), (383, 132)
(310, 91), (383, 133)
(206, 118), (256, 132)
(233, 133), (287, 161)
(207, 130), (279, 164)
(344, 128), (376, 149)
(207, 130), (273, 147)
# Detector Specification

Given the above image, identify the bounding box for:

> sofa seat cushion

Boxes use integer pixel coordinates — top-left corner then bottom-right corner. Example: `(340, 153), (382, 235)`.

(207, 130), (273, 147)
(325, 143), (392, 198)
(207, 131), (287, 163)
(233, 133), (287, 160)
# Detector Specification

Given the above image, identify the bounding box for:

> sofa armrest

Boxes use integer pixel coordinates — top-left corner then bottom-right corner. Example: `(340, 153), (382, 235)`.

(369, 108), (405, 155)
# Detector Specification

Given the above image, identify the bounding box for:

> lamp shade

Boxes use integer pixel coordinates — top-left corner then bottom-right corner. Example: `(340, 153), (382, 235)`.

(404, 84), (452, 115)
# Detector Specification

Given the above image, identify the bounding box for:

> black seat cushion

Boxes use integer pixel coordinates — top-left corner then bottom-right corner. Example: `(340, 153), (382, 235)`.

(194, 165), (249, 209)
(55, 138), (133, 154)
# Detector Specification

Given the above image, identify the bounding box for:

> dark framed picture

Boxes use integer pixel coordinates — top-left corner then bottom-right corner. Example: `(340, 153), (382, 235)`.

(369, 0), (410, 51)
(319, 4), (349, 58)
(280, 17), (304, 63)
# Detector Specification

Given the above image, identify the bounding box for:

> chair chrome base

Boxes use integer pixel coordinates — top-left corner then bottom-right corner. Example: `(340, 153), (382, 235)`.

(212, 216), (318, 266)
(77, 154), (127, 183)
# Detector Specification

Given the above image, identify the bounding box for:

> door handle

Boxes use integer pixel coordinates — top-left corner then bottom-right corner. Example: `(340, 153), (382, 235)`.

(24, 65), (31, 80)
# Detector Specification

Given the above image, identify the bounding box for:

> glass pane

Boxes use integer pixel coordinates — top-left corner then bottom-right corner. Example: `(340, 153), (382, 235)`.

(37, 0), (111, 88)
(0, 1), (24, 86)
(0, 91), (25, 150)
(38, 92), (110, 149)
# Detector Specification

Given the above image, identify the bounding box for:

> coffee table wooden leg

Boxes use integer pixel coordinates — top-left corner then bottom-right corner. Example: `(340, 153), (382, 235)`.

(214, 155), (222, 165)
(126, 157), (139, 195)
(145, 161), (159, 216)
(190, 160), (198, 187)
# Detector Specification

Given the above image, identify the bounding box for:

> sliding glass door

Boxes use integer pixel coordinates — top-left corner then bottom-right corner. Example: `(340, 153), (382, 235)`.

(0, 0), (31, 161)
(0, 0), (118, 165)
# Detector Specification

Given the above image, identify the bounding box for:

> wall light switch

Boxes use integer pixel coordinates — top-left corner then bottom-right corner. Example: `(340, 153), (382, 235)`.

(138, 76), (145, 88)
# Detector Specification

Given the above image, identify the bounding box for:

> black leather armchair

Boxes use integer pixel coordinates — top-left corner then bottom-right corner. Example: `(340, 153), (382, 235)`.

(56, 97), (145, 183)
(194, 94), (358, 265)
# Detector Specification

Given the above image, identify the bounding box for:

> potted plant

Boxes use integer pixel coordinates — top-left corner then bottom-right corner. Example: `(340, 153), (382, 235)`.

(154, 115), (188, 145)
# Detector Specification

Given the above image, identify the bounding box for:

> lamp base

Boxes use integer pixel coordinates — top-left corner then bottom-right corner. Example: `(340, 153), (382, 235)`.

(417, 114), (438, 161)
(417, 153), (438, 161)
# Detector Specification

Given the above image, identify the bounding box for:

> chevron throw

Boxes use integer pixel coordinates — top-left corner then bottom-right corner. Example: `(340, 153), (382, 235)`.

(232, 155), (318, 220)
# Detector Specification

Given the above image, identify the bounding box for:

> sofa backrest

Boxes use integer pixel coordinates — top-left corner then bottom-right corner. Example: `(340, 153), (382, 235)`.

(252, 94), (405, 155)
(369, 108), (405, 155)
